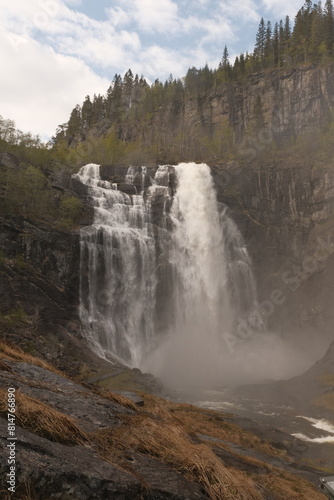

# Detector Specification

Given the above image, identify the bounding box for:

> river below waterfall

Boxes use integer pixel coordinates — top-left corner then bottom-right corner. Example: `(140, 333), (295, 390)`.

(191, 387), (334, 473)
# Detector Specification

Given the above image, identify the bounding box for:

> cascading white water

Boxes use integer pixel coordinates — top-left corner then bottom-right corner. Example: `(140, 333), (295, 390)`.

(143, 163), (257, 388)
(73, 163), (157, 366)
(74, 162), (258, 385)
(169, 163), (233, 345)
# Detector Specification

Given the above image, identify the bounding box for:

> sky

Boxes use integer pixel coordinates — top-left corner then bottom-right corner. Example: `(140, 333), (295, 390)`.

(0, 0), (303, 140)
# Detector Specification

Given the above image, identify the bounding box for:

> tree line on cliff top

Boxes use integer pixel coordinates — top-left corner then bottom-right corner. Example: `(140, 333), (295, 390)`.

(54, 0), (334, 147)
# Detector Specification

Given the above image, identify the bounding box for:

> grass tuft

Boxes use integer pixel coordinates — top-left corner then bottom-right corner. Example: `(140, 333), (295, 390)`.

(0, 389), (87, 445)
(91, 393), (325, 500)
(96, 414), (262, 500)
(99, 390), (142, 412)
(0, 341), (61, 375)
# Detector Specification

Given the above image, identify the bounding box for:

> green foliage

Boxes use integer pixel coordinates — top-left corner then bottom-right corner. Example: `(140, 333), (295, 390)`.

(0, 115), (42, 148)
(59, 195), (83, 227)
(1, 164), (56, 220)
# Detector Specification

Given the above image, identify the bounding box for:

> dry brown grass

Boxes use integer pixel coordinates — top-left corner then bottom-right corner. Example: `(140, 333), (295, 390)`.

(99, 389), (142, 412)
(0, 341), (61, 375)
(141, 393), (286, 458)
(0, 356), (12, 372)
(319, 374), (334, 387)
(91, 393), (324, 500)
(96, 414), (262, 500)
(313, 391), (334, 411)
(0, 389), (87, 445)
(257, 471), (326, 499)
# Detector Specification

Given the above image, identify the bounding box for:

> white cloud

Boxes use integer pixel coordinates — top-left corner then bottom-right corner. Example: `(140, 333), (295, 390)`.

(0, 31), (108, 138)
(106, 7), (132, 28)
(218, 0), (260, 23)
(261, 0), (302, 20)
(126, 0), (179, 33)
(136, 45), (186, 78)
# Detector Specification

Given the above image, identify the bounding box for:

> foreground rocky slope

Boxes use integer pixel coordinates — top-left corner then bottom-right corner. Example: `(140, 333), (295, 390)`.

(0, 343), (328, 500)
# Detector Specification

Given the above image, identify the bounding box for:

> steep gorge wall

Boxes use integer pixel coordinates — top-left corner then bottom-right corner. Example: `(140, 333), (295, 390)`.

(122, 64), (334, 151)
(213, 161), (334, 345)
(194, 64), (334, 141)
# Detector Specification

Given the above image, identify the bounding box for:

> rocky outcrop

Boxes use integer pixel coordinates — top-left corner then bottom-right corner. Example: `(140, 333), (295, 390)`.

(0, 216), (99, 375)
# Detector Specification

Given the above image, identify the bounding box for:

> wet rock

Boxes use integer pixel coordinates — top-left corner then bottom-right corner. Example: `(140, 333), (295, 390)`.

(118, 183), (137, 195)
(0, 419), (142, 500)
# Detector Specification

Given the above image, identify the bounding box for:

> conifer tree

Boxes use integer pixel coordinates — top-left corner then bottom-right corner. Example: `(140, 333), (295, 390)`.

(81, 96), (92, 130)
(67, 105), (81, 137)
(324, 0), (334, 54)
(310, 2), (324, 61)
(255, 17), (266, 64)
(221, 45), (229, 68)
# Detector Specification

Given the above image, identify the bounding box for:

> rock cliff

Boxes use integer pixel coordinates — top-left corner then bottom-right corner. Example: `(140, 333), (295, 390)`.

(118, 64), (334, 154)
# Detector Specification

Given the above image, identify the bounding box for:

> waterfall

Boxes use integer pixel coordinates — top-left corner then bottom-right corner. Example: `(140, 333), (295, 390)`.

(168, 163), (233, 344)
(73, 164), (157, 366)
(74, 162), (258, 386)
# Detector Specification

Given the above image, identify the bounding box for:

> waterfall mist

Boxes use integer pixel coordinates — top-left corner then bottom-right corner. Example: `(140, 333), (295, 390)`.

(74, 162), (321, 390)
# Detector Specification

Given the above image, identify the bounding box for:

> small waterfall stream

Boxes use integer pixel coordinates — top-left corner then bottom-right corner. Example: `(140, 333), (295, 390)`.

(73, 162), (258, 386)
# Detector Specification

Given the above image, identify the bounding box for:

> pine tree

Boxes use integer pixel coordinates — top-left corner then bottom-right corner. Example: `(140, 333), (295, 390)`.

(284, 15), (291, 41)
(264, 21), (273, 67)
(81, 96), (92, 129)
(123, 69), (134, 110)
(310, 2), (324, 61)
(283, 15), (292, 66)
(273, 22), (280, 67)
(324, 0), (334, 54)
(67, 105), (81, 137)
(91, 94), (105, 124)
(292, 3), (313, 63)
(221, 45), (229, 68)
(110, 74), (123, 123)
(255, 17), (266, 65)
(220, 46), (232, 81)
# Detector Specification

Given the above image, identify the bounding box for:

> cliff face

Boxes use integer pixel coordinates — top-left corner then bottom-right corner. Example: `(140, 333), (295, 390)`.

(189, 65), (334, 141)
(121, 64), (334, 153)
(213, 161), (334, 345)
(0, 216), (107, 374)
